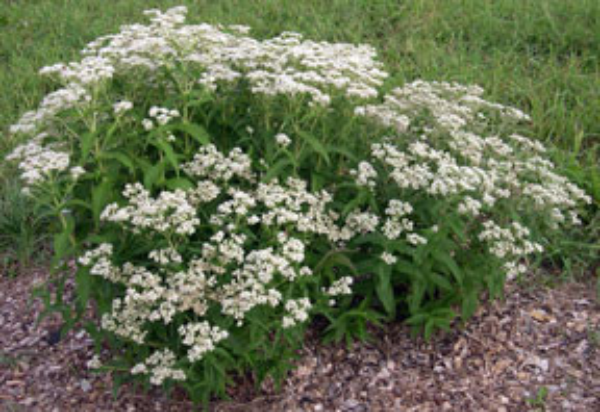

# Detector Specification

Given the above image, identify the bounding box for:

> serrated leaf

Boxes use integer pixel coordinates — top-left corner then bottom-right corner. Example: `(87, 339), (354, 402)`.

(405, 312), (427, 326)
(99, 151), (135, 172)
(264, 157), (293, 181)
(432, 250), (463, 286)
(297, 130), (330, 165)
(375, 264), (396, 317)
(427, 271), (453, 291)
(92, 179), (113, 226)
(342, 191), (367, 216)
(154, 139), (179, 171)
(75, 269), (91, 309)
(166, 177), (195, 190)
(314, 249), (359, 275)
(144, 162), (164, 189)
(461, 290), (479, 320)
(80, 131), (95, 162)
(176, 123), (211, 145)
(53, 230), (71, 262)
(328, 146), (359, 162)
(408, 279), (426, 313)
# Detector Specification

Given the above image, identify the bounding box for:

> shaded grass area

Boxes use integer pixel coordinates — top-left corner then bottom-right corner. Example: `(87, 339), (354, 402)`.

(0, 0), (598, 271)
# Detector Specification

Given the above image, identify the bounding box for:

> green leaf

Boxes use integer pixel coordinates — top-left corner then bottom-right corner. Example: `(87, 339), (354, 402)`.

(342, 191), (368, 216)
(65, 199), (92, 211)
(53, 230), (72, 262)
(264, 158), (293, 182)
(447, 217), (468, 242)
(427, 271), (453, 292)
(314, 249), (359, 276)
(432, 250), (463, 286)
(461, 290), (479, 320)
(144, 162), (164, 189)
(166, 177), (195, 190)
(328, 146), (359, 162)
(407, 279), (426, 313)
(375, 264), (396, 317)
(154, 139), (179, 171)
(99, 151), (135, 172)
(75, 269), (91, 310)
(80, 131), (95, 162)
(405, 312), (427, 326)
(297, 130), (330, 165)
(176, 123), (211, 145)
(92, 179), (113, 226)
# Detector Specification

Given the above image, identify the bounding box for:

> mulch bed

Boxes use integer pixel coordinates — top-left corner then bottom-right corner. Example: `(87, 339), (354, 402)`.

(1, 268), (598, 411)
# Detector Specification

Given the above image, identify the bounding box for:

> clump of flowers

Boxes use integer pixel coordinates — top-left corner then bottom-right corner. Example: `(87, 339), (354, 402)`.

(6, 6), (590, 404)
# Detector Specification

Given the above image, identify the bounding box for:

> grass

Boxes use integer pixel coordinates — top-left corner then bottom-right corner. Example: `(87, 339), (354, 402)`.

(0, 177), (49, 275)
(0, 0), (598, 271)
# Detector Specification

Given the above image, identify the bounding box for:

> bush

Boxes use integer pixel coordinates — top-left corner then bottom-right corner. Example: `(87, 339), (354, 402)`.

(6, 6), (590, 405)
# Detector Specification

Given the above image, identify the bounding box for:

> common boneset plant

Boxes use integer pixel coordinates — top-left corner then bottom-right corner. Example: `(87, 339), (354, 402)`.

(6, 6), (590, 404)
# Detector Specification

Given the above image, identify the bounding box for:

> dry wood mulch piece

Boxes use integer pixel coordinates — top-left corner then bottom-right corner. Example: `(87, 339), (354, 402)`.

(1, 269), (599, 411)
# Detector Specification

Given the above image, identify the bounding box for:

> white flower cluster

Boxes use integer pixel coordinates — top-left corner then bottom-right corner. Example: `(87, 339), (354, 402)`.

(82, 6), (386, 105)
(362, 86), (590, 225)
(350, 161), (378, 189)
(39, 56), (115, 86)
(131, 349), (186, 385)
(149, 247), (182, 265)
(7, 133), (70, 185)
(382, 199), (414, 241)
(324, 276), (354, 297)
(101, 183), (200, 235)
(182, 144), (253, 183)
(478, 221), (544, 280)
(282, 298), (312, 328)
(113, 100), (133, 115)
(356, 80), (530, 134)
(142, 106), (180, 130)
(275, 133), (292, 148)
(179, 322), (229, 362)
(381, 252), (398, 265)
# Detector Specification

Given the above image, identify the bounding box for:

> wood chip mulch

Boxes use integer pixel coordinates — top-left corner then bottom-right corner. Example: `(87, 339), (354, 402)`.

(1, 269), (599, 411)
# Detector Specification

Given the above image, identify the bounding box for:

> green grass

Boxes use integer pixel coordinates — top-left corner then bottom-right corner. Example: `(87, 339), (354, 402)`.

(0, 177), (50, 275)
(0, 0), (598, 271)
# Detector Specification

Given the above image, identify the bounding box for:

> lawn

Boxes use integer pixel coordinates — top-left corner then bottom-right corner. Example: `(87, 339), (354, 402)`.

(0, 1), (599, 409)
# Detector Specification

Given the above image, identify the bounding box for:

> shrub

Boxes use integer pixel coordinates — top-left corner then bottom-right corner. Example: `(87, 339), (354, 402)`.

(6, 6), (590, 405)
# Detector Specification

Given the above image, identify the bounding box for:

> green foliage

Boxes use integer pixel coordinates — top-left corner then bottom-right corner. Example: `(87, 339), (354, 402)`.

(0, 177), (49, 276)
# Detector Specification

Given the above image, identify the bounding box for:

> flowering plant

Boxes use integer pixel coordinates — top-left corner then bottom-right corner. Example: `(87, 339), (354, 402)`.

(6, 6), (590, 404)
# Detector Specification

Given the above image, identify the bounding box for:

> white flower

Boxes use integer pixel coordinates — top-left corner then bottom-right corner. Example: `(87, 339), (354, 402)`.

(275, 133), (292, 148)
(282, 298), (312, 328)
(142, 119), (154, 131)
(381, 252), (397, 265)
(86, 355), (102, 369)
(69, 166), (86, 180)
(325, 276), (353, 296)
(131, 349), (186, 385)
(179, 322), (228, 362)
(407, 233), (427, 246)
(113, 100), (133, 115)
(148, 106), (180, 125)
(350, 161), (377, 188)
